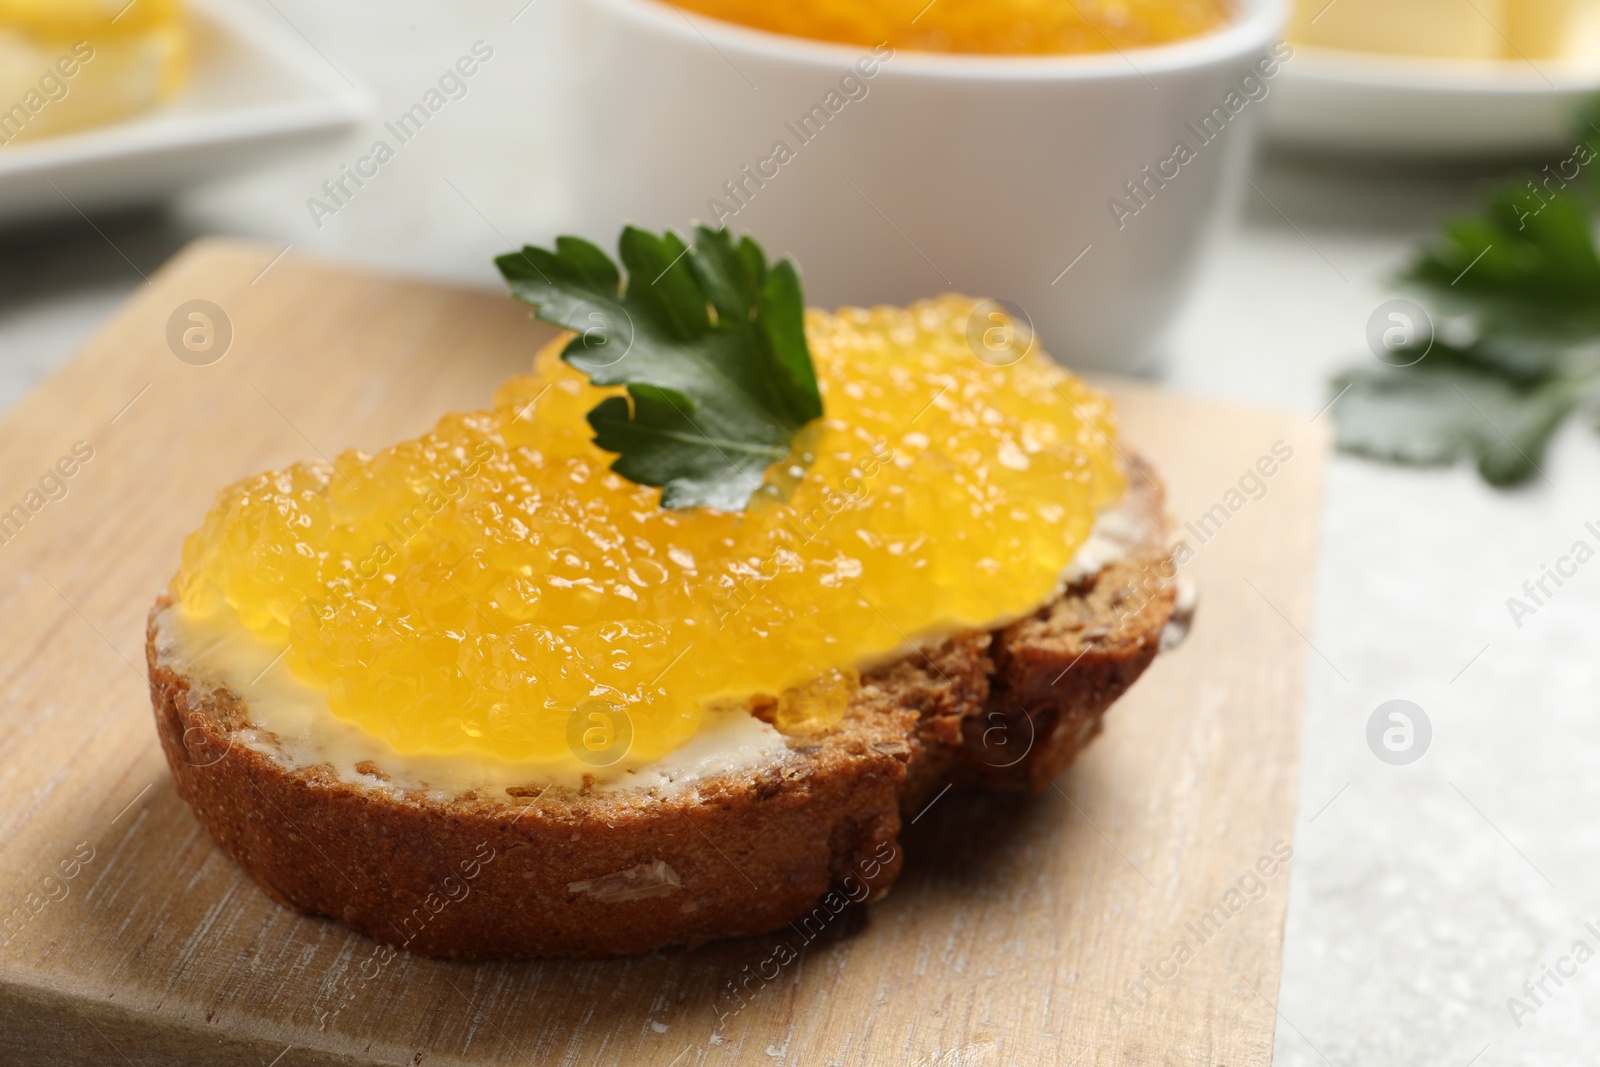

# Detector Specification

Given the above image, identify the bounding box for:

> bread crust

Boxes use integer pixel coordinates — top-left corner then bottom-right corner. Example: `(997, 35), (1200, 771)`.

(147, 463), (1176, 959)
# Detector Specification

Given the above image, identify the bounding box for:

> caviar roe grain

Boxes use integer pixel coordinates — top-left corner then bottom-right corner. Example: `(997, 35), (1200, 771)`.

(173, 296), (1125, 763)
(669, 0), (1232, 55)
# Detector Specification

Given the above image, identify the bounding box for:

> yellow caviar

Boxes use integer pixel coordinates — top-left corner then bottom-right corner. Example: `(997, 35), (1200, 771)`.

(173, 296), (1124, 764)
(671, 0), (1232, 55)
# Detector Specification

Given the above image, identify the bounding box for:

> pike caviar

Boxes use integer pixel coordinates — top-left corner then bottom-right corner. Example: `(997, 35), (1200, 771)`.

(669, 0), (1232, 55)
(173, 296), (1124, 764)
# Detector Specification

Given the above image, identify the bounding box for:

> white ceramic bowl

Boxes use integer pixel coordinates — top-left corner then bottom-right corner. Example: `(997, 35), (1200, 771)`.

(564, 0), (1286, 375)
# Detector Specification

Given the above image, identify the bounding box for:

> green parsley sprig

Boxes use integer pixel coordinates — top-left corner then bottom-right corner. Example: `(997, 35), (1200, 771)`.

(497, 226), (822, 511)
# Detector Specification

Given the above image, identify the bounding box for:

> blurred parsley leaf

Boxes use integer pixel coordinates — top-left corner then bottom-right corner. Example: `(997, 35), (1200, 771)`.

(1406, 187), (1600, 379)
(1332, 112), (1600, 486)
(497, 225), (821, 511)
(1333, 345), (1584, 486)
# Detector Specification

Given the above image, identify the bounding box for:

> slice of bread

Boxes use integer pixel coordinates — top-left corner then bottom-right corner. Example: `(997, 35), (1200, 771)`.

(146, 461), (1177, 960)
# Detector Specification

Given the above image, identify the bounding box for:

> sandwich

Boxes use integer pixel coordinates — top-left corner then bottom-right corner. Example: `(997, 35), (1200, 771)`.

(146, 227), (1179, 959)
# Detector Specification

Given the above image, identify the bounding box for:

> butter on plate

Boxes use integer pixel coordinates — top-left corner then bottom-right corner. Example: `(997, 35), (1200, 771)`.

(0, 0), (188, 147)
(1508, 0), (1600, 60)
(1291, 0), (1600, 62)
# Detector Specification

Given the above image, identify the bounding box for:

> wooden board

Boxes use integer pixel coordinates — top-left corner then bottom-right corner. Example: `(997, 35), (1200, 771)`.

(0, 241), (1326, 1067)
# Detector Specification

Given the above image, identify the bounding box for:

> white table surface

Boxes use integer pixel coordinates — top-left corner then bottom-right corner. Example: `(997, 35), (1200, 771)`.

(2, 2), (1596, 1065)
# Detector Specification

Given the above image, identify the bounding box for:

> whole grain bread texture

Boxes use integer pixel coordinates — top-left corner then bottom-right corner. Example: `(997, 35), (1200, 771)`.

(147, 461), (1178, 960)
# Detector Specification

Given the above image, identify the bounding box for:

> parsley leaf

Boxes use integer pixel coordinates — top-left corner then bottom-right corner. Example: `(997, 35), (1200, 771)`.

(497, 226), (822, 511)
(1404, 188), (1600, 381)
(1333, 345), (1583, 486)
(1331, 114), (1600, 486)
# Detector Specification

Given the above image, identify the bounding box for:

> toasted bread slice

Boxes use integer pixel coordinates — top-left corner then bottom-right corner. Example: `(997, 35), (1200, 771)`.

(146, 461), (1177, 960)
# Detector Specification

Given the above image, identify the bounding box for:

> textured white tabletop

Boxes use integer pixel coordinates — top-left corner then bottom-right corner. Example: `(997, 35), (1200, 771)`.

(1, 2), (1595, 1064)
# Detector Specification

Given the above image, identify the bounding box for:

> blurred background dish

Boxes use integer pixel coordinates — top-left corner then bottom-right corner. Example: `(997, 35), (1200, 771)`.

(568, 0), (1287, 376)
(0, 0), (189, 145)
(1269, 0), (1600, 155)
(1288, 0), (1600, 60)
(0, 0), (370, 225)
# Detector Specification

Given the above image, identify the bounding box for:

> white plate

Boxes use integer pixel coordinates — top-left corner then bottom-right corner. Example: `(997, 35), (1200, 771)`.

(1267, 45), (1600, 156)
(0, 0), (371, 224)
